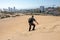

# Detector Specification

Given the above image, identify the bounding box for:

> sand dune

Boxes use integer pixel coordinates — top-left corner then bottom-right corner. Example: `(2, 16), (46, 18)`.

(0, 15), (60, 40)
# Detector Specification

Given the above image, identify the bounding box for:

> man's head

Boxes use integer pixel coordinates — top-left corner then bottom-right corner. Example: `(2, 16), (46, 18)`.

(32, 15), (34, 18)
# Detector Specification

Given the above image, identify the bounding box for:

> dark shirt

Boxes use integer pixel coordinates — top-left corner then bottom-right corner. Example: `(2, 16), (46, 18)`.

(28, 17), (36, 24)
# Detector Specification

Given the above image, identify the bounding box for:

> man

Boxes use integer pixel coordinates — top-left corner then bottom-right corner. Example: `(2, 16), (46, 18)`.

(28, 15), (38, 31)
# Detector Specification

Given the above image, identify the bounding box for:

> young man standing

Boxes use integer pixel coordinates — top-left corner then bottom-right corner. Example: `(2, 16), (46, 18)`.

(28, 15), (38, 31)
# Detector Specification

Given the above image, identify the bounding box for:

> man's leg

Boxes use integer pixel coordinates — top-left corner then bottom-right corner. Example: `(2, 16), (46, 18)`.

(29, 24), (31, 31)
(32, 24), (35, 30)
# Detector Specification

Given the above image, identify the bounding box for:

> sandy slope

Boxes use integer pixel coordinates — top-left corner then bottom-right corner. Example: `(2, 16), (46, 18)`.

(0, 15), (60, 40)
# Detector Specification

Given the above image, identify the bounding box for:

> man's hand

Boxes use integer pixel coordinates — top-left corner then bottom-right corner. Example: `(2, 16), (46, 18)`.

(37, 22), (39, 25)
(35, 21), (39, 25)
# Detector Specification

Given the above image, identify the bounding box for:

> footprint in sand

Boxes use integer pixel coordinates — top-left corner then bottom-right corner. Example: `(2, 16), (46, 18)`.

(20, 31), (33, 37)
(43, 27), (46, 29)
(8, 39), (10, 40)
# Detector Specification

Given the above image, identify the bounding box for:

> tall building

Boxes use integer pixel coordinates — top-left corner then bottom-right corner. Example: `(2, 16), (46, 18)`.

(40, 6), (45, 12)
(13, 7), (16, 12)
(0, 9), (2, 12)
(10, 8), (13, 12)
(8, 7), (11, 12)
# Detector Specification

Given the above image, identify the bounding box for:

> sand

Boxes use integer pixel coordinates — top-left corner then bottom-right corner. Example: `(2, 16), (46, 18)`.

(0, 15), (60, 40)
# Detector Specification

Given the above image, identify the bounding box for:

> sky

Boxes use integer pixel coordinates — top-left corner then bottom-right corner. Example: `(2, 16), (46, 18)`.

(0, 0), (60, 9)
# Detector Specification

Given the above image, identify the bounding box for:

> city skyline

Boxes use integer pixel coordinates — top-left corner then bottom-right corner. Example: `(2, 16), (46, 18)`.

(0, 0), (60, 9)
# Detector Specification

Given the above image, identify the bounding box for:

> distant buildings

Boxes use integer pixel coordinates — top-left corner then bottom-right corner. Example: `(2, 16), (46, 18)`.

(8, 7), (16, 12)
(40, 6), (45, 12)
(45, 7), (60, 16)
(0, 6), (45, 13)
(2, 7), (16, 12)
(3, 8), (8, 12)
(0, 6), (60, 16)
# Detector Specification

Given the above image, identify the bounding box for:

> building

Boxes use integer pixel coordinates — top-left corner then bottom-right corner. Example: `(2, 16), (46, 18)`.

(0, 9), (2, 12)
(13, 7), (16, 12)
(40, 6), (45, 12)
(8, 7), (11, 12)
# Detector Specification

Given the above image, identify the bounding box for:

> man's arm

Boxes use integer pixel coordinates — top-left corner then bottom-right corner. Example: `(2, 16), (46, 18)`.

(35, 20), (39, 24)
(34, 18), (38, 24)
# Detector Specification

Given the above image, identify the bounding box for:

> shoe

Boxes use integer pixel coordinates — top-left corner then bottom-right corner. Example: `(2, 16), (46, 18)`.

(29, 30), (31, 31)
(32, 29), (35, 31)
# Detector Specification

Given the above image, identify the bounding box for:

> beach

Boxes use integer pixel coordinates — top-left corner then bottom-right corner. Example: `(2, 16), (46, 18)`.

(0, 15), (60, 40)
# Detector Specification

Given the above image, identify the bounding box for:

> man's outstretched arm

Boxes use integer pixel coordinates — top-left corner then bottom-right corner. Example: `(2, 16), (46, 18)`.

(34, 18), (39, 24)
(35, 20), (39, 24)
